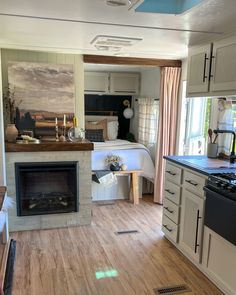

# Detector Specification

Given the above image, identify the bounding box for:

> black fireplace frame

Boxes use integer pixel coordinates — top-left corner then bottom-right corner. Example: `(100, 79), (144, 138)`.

(15, 161), (78, 216)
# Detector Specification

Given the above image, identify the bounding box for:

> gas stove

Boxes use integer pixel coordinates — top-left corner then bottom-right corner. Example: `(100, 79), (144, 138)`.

(204, 173), (236, 246)
(206, 173), (236, 200)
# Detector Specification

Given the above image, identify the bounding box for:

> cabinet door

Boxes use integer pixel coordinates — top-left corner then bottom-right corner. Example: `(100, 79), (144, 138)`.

(110, 73), (140, 94)
(202, 227), (236, 295)
(179, 189), (205, 263)
(187, 44), (212, 94)
(210, 36), (236, 92)
(84, 72), (109, 94)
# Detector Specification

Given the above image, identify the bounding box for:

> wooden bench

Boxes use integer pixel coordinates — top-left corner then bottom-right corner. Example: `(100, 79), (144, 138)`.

(113, 170), (143, 204)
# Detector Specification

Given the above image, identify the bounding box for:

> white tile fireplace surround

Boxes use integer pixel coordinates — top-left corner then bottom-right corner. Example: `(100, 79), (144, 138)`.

(5, 150), (92, 232)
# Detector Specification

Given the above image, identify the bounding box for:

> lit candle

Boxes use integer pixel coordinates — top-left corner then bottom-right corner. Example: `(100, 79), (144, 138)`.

(55, 117), (58, 125)
(63, 114), (66, 126)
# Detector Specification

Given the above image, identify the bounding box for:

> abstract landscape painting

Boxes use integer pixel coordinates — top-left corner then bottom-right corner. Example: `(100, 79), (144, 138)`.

(8, 61), (75, 138)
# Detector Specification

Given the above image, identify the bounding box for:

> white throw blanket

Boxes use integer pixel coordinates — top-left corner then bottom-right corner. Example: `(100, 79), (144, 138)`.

(92, 140), (155, 181)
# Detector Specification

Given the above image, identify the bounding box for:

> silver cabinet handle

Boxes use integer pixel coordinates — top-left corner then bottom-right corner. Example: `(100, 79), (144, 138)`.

(185, 179), (198, 186)
(166, 170), (176, 176)
(165, 189), (175, 195)
(164, 207), (174, 214)
(163, 224), (172, 232)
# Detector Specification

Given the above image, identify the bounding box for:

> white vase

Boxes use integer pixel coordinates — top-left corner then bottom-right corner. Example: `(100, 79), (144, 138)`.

(6, 124), (18, 143)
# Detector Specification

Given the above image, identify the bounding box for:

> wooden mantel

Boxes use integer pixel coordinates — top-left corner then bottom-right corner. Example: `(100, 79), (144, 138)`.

(83, 54), (182, 67)
(5, 140), (94, 152)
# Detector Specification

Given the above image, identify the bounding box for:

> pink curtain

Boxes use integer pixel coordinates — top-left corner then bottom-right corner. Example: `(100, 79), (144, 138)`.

(154, 67), (181, 204)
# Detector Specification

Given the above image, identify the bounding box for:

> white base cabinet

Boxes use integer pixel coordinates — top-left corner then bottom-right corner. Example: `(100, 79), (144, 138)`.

(202, 226), (236, 295)
(179, 189), (204, 263)
(162, 159), (236, 295)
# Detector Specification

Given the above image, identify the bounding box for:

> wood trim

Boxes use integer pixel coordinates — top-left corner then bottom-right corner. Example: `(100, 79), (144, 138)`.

(0, 240), (11, 290)
(83, 55), (182, 67)
(5, 141), (94, 152)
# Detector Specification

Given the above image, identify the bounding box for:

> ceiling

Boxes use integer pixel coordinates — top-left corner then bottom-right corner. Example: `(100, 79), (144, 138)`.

(1, 0), (236, 59)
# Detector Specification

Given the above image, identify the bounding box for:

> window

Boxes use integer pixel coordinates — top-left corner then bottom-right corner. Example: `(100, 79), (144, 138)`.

(179, 81), (211, 156)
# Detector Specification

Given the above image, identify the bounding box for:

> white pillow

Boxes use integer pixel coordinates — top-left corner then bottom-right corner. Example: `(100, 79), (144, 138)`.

(107, 121), (119, 140)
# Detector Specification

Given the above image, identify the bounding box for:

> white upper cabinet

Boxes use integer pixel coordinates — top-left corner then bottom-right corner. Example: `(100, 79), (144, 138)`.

(84, 72), (140, 95)
(84, 72), (109, 94)
(110, 73), (140, 95)
(187, 44), (212, 94)
(187, 35), (236, 97)
(210, 36), (236, 92)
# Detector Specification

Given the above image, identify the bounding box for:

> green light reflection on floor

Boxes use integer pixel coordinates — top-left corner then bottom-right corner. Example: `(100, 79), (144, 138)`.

(95, 269), (118, 280)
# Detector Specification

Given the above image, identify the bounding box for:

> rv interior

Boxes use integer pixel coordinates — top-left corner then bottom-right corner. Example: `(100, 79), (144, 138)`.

(0, 0), (236, 294)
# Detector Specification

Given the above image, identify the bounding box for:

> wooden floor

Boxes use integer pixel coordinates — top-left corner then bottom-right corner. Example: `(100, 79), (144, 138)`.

(11, 196), (223, 295)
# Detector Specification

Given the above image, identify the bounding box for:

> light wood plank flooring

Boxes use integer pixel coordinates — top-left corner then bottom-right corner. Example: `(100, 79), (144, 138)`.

(11, 197), (223, 295)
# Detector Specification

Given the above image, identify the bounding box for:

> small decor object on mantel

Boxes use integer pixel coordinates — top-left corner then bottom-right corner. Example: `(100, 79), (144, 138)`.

(5, 124), (18, 143)
(68, 116), (85, 142)
(105, 154), (122, 171)
(3, 84), (21, 142)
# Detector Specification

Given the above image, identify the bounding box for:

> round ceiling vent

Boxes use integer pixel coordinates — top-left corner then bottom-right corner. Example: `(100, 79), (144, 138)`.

(106, 0), (131, 6)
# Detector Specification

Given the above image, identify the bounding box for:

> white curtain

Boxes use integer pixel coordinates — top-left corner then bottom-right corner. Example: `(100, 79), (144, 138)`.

(138, 98), (158, 151)
(217, 98), (233, 156)
(138, 98), (158, 194)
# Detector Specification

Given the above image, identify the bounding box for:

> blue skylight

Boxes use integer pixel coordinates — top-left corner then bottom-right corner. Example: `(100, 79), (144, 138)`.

(135, 0), (204, 15)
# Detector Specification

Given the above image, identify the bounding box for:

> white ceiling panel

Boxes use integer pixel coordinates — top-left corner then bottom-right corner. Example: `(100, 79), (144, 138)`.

(0, 0), (236, 59)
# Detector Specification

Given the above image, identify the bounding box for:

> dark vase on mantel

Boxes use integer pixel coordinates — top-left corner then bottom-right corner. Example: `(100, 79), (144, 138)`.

(110, 163), (120, 171)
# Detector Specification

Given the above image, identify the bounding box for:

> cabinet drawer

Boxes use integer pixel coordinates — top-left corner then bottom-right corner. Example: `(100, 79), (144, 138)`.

(162, 215), (179, 243)
(165, 163), (182, 185)
(183, 170), (206, 196)
(163, 198), (180, 224)
(164, 180), (181, 205)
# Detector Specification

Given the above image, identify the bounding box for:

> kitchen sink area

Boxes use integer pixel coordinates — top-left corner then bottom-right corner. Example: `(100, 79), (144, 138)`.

(166, 155), (236, 174)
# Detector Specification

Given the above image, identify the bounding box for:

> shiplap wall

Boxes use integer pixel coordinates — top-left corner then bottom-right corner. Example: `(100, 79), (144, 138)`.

(1, 49), (85, 127)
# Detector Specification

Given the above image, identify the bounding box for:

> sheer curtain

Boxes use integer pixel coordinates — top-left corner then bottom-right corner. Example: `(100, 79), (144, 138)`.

(138, 98), (158, 193)
(138, 98), (158, 156)
(154, 67), (181, 204)
(217, 98), (233, 156)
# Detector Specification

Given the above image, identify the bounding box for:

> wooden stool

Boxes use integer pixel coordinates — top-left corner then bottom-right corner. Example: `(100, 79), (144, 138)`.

(113, 170), (143, 204)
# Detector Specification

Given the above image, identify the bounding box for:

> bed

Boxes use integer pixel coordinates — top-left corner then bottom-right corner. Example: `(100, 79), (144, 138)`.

(85, 115), (155, 201)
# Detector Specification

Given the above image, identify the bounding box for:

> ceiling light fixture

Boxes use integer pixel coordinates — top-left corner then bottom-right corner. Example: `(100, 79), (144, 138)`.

(106, 0), (131, 7)
(91, 35), (142, 51)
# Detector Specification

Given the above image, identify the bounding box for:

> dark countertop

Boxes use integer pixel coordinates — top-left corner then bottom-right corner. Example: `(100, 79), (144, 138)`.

(164, 155), (236, 175)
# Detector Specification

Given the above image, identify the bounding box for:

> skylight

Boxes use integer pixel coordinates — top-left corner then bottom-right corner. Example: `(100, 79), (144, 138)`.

(135, 0), (204, 15)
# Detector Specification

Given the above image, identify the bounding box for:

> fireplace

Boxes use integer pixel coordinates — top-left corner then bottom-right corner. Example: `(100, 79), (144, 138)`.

(15, 162), (78, 216)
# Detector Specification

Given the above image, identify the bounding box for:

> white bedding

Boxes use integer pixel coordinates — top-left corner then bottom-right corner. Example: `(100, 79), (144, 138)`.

(92, 140), (155, 181)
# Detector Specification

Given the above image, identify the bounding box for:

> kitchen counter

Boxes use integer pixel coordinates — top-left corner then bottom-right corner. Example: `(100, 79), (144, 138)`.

(164, 155), (236, 175)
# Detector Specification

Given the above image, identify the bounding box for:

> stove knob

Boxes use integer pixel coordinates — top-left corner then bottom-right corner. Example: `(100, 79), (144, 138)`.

(220, 183), (227, 189)
(215, 181), (221, 187)
(229, 186), (236, 192)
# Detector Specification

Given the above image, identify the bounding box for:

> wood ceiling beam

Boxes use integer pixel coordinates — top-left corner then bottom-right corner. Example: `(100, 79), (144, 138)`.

(83, 55), (182, 67)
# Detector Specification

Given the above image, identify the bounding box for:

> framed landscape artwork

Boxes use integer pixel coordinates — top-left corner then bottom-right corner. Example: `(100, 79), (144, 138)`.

(8, 61), (75, 138)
